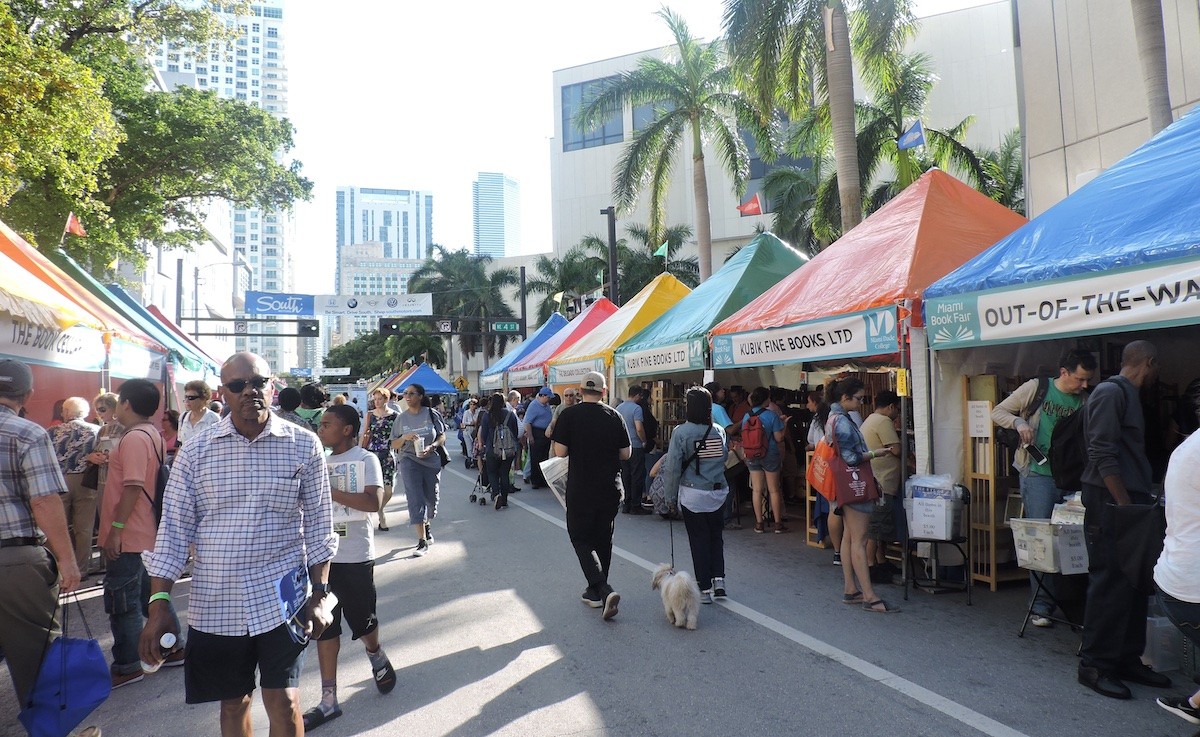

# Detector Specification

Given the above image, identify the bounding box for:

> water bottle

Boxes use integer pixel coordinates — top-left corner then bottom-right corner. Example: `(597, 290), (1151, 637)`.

(141, 632), (178, 673)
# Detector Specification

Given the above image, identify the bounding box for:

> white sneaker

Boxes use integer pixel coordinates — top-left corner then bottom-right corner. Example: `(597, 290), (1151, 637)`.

(712, 577), (726, 598)
(700, 590), (714, 604)
(1029, 614), (1052, 628)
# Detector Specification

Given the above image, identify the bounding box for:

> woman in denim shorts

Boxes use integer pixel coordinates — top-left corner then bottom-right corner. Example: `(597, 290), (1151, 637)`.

(743, 387), (787, 534)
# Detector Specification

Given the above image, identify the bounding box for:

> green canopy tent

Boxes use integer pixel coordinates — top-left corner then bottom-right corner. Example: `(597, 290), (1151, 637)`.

(613, 233), (808, 379)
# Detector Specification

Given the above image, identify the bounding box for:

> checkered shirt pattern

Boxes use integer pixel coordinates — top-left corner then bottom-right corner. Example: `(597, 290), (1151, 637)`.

(144, 413), (337, 637)
(0, 405), (67, 539)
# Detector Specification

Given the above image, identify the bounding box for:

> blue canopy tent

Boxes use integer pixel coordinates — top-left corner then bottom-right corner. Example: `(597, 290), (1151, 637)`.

(924, 105), (1200, 349)
(479, 313), (569, 391)
(395, 363), (457, 395)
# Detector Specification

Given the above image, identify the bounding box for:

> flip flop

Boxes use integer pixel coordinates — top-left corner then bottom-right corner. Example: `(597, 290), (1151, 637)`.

(862, 599), (901, 613)
(373, 659), (397, 694)
(302, 706), (343, 731)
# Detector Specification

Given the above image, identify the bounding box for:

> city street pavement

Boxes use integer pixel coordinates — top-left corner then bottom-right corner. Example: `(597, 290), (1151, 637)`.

(3, 456), (1197, 737)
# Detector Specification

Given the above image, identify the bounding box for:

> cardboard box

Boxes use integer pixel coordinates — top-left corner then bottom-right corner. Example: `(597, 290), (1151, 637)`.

(1011, 519), (1089, 573)
(905, 497), (963, 541)
(1051, 503), (1086, 526)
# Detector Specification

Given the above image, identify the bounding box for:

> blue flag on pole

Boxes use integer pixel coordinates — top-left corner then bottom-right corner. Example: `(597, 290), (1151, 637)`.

(897, 120), (926, 150)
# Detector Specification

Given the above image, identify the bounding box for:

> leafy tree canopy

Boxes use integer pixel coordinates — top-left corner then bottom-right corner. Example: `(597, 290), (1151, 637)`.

(1, 1), (310, 271)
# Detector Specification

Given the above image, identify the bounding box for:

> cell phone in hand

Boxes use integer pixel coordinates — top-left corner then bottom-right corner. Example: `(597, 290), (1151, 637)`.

(1024, 444), (1049, 465)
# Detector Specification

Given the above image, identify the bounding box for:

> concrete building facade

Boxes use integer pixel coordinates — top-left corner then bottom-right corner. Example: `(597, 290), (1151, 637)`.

(333, 242), (425, 346)
(1014, 0), (1200, 216)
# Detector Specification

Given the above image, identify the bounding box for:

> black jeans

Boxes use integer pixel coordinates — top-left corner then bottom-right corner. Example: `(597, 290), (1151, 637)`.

(1080, 484), (1153, 673)
(620, 448), (646, 511)
(681, 505), (726, 591)
(486, 454), (515, 502)
(530, 432), (551, 487)
(566, 502), (619, 590)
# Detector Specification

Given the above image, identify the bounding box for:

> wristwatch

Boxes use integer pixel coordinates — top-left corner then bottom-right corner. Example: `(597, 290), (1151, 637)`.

(312, 582), (331, 596)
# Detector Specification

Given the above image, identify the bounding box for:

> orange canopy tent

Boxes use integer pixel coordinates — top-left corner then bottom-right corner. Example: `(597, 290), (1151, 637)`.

(710, 169), (1027, 369)
(505, 298), (619, 388)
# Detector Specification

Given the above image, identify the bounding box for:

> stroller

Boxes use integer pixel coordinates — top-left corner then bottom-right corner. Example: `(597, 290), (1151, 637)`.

(468, 458), (493, 506)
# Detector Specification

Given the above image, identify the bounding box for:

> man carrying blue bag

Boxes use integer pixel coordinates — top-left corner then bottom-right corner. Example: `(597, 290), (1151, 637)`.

(0, 359), (104, 736)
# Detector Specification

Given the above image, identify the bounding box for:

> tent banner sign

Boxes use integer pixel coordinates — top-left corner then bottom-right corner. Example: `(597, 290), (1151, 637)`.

(110, 339), (166, 381)
(925, 259), (1200, 349)
(616, 339), (705, 378)
(0, 318), (105, 372)
(549, 358), (605, 384)
(712, 308), (898, 368)
(247, 292), (433, 317)
(507, 366), (544, 387)
(479, 373), (503, 391)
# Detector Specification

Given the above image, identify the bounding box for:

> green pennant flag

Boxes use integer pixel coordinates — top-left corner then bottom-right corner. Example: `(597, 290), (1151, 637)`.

(597, 269), (604, 284)
(654, 241), (669, 257)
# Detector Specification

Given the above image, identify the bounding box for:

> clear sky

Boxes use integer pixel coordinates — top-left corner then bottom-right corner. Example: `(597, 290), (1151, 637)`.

(284, 0), (997, 294)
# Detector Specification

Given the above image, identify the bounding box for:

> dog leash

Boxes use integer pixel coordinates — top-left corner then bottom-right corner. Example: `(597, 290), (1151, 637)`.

(668, 514), (675, 569)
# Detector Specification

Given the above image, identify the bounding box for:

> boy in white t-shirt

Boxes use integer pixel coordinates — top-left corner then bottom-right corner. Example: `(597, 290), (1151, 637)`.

(304, 405), (396, 730)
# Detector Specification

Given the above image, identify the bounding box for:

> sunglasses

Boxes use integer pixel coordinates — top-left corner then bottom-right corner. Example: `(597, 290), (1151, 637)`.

(224, 376), (270, 393)
(184, 394), (201, 401)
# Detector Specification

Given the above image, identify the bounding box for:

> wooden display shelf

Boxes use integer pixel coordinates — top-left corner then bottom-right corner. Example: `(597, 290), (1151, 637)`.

(804, 450), (825, 548)
(963, 375), (1023, 592)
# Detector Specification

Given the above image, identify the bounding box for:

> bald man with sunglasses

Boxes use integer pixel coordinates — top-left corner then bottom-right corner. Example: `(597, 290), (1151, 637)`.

(142, 352), (337, 736)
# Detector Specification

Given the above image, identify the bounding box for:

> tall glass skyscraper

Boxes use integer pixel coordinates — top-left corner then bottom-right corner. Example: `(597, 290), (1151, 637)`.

(472, 172), (520, 258)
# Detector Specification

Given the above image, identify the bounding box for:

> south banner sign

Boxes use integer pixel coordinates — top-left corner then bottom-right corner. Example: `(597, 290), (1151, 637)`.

(616, 338), (705, 378)
(925, 258), (1200, 349)
(711, 308), (898, 368)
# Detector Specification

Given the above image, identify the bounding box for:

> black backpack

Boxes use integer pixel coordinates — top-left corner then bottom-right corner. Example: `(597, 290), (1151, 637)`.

(133, 428), (169, 525)
(1049, 379), (1114, 492)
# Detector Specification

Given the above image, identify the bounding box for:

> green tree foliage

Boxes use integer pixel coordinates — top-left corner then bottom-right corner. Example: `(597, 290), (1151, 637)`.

(387, 327), (447, 370)
(525, 248), (607, 324)
(0, 4), (121, 214)
(324, 332), (395, 379)
(2, 1), (309, 271)
(577, 223), (699, 304)
(977, 128), (1025, 215)
(576, 7), (773, 281)
(410, 247), (519, 369)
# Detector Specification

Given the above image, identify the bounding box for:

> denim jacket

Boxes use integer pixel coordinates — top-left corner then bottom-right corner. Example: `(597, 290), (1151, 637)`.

(825, 403), (870, 466)
(661, 421), (729, 506)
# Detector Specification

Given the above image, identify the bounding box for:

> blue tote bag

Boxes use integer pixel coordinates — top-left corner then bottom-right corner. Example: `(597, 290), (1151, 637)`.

(18, 594), (111, 737)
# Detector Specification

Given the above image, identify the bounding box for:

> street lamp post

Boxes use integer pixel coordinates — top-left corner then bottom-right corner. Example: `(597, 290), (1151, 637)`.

(600, 206), (619, 306)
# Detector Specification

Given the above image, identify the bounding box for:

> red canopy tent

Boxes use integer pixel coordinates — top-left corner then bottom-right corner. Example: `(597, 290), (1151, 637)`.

(506, 298), (619, 388)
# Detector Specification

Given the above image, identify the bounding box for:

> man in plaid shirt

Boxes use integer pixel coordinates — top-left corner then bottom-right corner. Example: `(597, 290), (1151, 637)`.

(141, 352), (337, 736)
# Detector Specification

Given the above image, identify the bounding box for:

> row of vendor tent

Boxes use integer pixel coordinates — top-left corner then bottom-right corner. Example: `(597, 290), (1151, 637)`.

(481, 168), (1025, 403)
(0, 218), (221, 423)
(374, 362), (457, 396)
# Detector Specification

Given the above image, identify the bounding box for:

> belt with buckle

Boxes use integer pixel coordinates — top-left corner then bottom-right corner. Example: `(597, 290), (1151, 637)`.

(0, 536), (40, 548)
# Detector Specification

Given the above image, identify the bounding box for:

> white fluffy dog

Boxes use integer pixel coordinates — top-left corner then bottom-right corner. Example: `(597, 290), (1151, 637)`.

(651, 564), (701, 630)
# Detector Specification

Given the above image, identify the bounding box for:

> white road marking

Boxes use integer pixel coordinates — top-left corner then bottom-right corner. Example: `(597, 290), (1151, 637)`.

(444, 465), (1031, 737)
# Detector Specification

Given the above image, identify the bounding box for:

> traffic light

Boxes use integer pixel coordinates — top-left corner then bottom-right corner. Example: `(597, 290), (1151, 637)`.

(297, 319), (320, 337)
(379, 318), (402, 336)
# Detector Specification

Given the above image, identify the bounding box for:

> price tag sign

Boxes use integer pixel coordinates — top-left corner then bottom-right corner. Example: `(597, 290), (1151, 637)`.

(896, 368), (909, 397)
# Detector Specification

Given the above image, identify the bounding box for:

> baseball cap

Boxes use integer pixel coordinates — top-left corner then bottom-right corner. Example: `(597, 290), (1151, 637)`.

(537, 386), (554, 397)
(0, 359), (33, 396)
(581, 371), (606, 392)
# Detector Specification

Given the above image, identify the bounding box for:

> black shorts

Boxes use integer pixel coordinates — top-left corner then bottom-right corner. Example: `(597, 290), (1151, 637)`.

(184, 624), (307, 703)
(318, 561), (379, 641)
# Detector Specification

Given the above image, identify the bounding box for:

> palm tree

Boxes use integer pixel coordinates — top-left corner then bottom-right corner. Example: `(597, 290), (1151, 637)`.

(409, 246), (519, 370)
(723, 0), (916, 235)
(800, 52), (986, 235)
(579, 224), (699, 304)
(576, 7), (773, 281)
(386, 326), (447, 369)
(1131, 0), (1172, 134)
(761, 156), (825, 257)
(525, 247), (606, 324)
(976, 128), (1025, 215)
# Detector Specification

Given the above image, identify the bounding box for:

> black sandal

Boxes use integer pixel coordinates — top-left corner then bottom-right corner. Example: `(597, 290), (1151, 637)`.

(862, 599), (901, 613)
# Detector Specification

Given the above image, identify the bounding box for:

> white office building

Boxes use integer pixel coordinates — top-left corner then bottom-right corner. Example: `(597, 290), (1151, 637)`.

(549, 1), (1021, 266)
(472, 172), (520, 258)
(151, 0), (299, 372)
(335, 186), (435, 287)
(333, 242), (424, 346)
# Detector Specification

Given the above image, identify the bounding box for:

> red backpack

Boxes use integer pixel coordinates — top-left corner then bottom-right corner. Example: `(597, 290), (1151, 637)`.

(742, 408), (769, 460)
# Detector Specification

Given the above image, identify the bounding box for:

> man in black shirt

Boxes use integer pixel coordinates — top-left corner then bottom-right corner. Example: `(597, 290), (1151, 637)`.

(551, 371), (631, 621)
